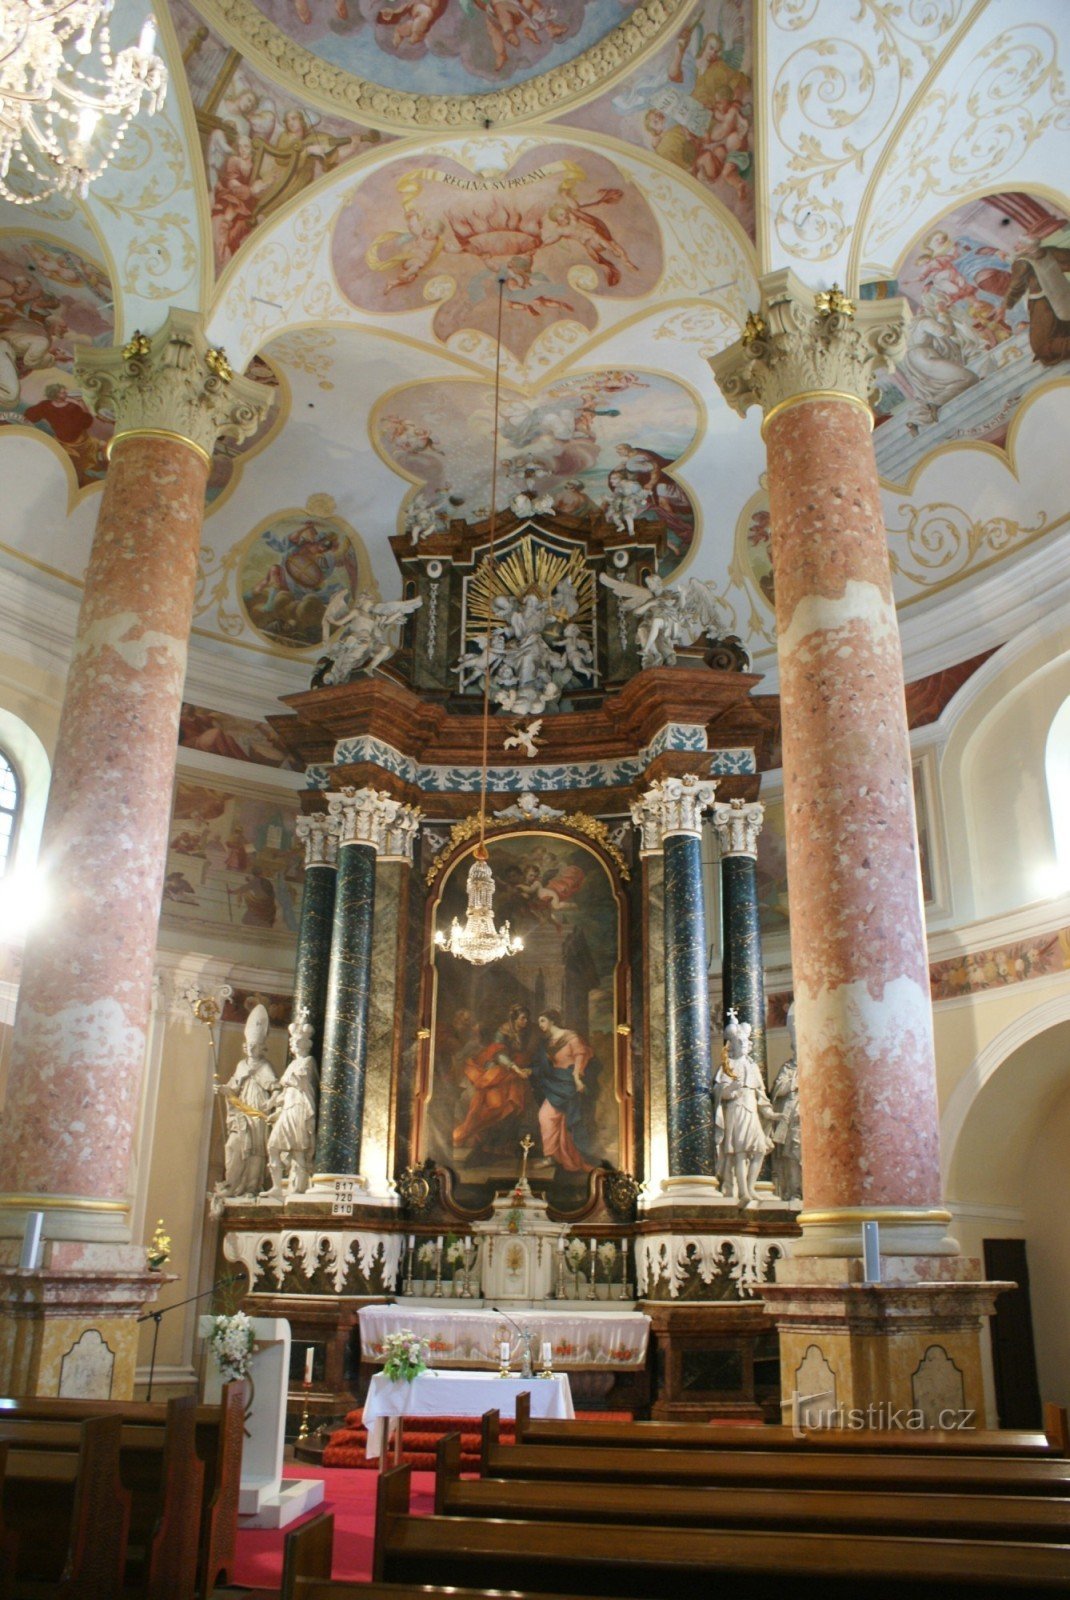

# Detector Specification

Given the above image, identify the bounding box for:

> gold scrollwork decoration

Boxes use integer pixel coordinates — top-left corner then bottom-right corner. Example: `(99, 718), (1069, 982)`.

(426, 810), (630, 884)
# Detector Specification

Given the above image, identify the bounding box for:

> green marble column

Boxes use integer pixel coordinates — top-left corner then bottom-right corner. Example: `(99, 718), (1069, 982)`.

(313, 789), (421, 1185)
(713, 799), (767, 1078)
(293, 813), (338, 1067)
(632, 776), (719, 1185)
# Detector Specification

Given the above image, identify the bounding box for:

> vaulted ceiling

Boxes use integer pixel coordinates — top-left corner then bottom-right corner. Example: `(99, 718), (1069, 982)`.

(1, 0), (1068, 705)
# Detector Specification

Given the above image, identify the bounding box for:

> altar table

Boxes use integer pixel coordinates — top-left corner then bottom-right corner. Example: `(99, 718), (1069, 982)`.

(358, 1305), (650, 1370)
(362, 1370), (575, 1460)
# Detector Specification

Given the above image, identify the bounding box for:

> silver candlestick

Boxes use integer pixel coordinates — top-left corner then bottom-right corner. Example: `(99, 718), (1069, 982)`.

(586, 1237), (597, 1300)
(618, 1237), (629, 1300)
(461, 1236), (474, 1298)
(432, 1241), (444, 1297)
(403, 1236), (415, 1296)
(555, 1247), (567, 1300)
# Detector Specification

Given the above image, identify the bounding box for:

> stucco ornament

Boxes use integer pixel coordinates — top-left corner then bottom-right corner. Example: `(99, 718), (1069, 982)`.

(75, 309), (274, 461)
(327, 786), (418, 855)
(709, 269), (909, 420)
(295, 811), (340, 869)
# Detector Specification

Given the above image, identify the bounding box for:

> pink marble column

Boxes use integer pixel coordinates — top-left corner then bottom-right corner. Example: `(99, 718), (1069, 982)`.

(713, 275), (951, 1260)
(0, 313), (271, 1245)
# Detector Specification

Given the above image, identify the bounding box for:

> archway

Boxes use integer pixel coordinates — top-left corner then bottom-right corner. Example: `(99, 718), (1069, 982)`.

(942, 998), (1070, 1416)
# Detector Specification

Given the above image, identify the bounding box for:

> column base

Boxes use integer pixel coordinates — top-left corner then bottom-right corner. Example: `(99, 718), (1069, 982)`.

(0, 1242), (170, 1398)
(641, 1175), (733, 1212)
(764, 1252), (1011, 1430)
(794, 1206), (958, 1259)
(305, 1173), (400, 1209)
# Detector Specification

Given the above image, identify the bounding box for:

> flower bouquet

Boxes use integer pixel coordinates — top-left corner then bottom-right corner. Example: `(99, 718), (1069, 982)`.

(382, 1328), (430, 1382)
(207, 1310), (255, 1382)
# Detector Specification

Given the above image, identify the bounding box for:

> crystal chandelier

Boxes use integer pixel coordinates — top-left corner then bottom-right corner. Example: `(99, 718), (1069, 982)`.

(434, 275), (522, 968)
(0, 2), (168, 205)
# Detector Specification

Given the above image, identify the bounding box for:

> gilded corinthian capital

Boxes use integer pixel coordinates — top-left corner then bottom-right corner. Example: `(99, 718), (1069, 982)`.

(709, 269), (909, 428)
(75, 308), (274, 466)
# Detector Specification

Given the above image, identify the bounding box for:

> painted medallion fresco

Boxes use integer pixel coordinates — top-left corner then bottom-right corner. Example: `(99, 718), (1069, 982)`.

(162, 780), (303, 940)
(332, 144), (662, 362)
(238, 511), (365, 649)
(248, 0), (644, 95)
(0, 236), (113, 488)
(172, 0), (388, 274)
(376, 369), (699, 569)
(563, 0), (755, 242)
(426, 834), (621, 1211)
(863, 191), (1070, 485)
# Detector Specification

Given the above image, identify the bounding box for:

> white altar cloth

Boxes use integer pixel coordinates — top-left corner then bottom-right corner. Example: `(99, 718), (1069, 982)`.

(358, 1305), (650, 1369)
(362, 1370), (574, 1458)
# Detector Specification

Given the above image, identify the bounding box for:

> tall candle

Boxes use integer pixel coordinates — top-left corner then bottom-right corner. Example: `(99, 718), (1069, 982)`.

(408, 1234), (415, 1249)
(436, 1235), (444, 1251)
(541, 1341), (552, 1365)
(557, 1235), (567, 1252)
(500, 1340), (510, 1363)
(304, 1346), (314, 1384)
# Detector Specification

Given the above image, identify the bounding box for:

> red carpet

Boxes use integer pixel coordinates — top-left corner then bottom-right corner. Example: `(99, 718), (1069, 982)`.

(323, 1408), (634, 1470)
(231, 1465), (436, 1591)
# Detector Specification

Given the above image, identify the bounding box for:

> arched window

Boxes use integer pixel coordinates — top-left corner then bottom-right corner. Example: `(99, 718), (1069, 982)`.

(0, 749), (18, 878)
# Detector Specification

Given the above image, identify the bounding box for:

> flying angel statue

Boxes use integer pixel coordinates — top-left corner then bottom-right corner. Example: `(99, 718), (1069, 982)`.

(320, 589), (422, 683)
(598, 572), (732, 669)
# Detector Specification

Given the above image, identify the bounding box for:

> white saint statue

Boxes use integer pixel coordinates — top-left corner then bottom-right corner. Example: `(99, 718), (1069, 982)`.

(265, 1009), (319, 1198)
(715, 1008), (775, 1209)
(770, 1001), (803, 1204)
(215, 1003), (276, 1199)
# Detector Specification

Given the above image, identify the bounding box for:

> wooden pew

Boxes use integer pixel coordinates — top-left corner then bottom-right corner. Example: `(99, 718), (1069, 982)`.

(437, 1430), (1070, 1544)
(0, 1395), (203, 1600)
(479, 1413), (1070, 1496)
(0, 1385), (242, 1597)
(1, 1414), (131, 1600)
(376, 1463), (1070, 1598)
(279, 1514), (676, 1600)
(512, 1391), (1069, 1456)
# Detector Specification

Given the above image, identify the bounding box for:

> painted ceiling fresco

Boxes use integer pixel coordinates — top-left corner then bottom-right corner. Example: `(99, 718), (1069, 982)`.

(0, 235), (114, 489)
(247, 0), (645, 95)
(172, 0), (390, 275)
(331, 143), (662, 362)
(562, 0), (754, 243)
(375, 369), (700, 570)
(864, 192), (1070, 486)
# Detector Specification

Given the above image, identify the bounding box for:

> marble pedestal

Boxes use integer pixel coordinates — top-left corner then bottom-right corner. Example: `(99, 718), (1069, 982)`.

(0, 1242), (169, 1398)
(763, 1256), (1012, 1430)
(202, 1315), (324, 1529)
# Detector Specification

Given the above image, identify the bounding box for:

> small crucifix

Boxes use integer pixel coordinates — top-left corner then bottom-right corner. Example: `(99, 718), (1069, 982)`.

(518, 1134), (534, 1187)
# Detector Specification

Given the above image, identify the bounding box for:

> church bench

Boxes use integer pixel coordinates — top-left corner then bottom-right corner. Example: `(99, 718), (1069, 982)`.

(0, 1414), (130, 1600)
(437, 1431), (1070, 1543)
(280, 1513), (608, 1600)
(511, 1392), (1069, 1456)
(0, 1394), (204, 1600)
(480, 1425), (1070, 1496)
(0, 1384), (242, 1596)
(376, 1464), (1070, 1597)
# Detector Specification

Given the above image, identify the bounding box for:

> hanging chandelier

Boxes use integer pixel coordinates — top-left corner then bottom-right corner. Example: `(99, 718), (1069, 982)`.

(434, 275), (522, 968)
(0, 2), (168, 205)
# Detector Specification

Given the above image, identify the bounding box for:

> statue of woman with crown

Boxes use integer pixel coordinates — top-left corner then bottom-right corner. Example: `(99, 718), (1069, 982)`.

(716, 1008), (775, 1209)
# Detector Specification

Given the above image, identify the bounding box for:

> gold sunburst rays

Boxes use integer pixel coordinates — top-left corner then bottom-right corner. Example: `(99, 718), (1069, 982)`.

(466, 534), (593, 637)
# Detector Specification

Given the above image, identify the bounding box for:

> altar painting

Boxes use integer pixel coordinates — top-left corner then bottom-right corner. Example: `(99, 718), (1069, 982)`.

(161, 778), (303, 941)
(427, 834), (621, 1212)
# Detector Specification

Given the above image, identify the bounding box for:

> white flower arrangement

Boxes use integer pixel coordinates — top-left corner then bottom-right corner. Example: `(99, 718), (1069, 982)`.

(416, 1241), (436, 1266)
(207, 1310), (255, 1382)
(565, 1237), (587, 1267)
(382, 1327), (429, 1381)
(446, 1238), (467, 1266)
(597, 1240), (618, 1270)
